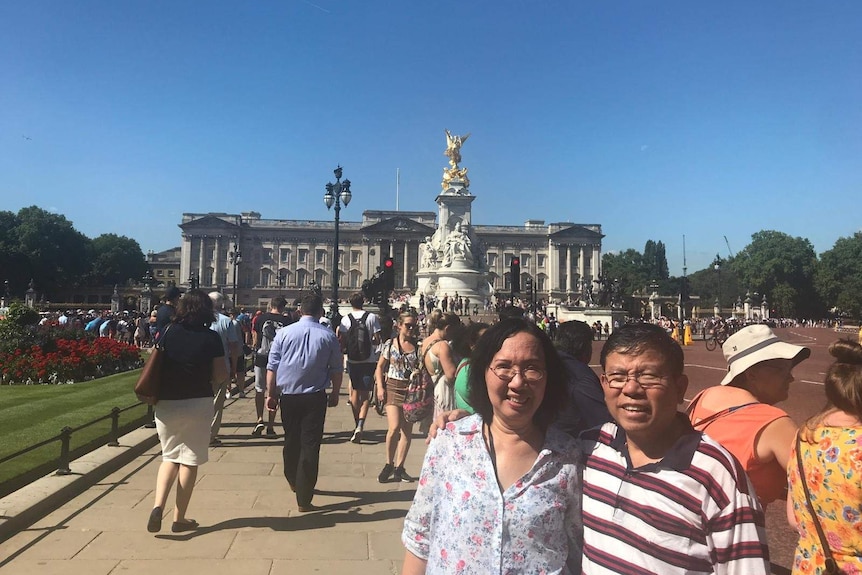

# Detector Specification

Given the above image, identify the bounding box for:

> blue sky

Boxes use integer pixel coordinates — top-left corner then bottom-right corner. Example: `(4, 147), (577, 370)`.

(2, 1), (860, 277)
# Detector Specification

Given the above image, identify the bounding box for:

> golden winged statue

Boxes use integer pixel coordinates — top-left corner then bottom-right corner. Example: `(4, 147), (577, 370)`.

(444, 129), (470, 168)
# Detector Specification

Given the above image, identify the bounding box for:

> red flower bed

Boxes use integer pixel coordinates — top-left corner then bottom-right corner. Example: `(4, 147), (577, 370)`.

(0, 337), (143, 385)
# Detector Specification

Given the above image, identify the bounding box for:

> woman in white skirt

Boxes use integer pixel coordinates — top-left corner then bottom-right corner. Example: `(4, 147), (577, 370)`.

(147, 289), (227, 533)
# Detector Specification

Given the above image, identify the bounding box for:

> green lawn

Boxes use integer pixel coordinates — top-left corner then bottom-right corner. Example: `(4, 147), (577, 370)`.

(0, 369), (150, 493)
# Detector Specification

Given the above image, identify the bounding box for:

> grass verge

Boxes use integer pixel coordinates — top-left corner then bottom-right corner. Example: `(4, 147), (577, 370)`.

(0, 369), (149, 494)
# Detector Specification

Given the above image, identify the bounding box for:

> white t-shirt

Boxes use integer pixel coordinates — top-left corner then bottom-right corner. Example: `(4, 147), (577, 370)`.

(338, 309), (382, 363)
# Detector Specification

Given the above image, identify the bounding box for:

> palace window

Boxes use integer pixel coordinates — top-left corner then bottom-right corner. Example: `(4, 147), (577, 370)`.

(316, 250), (327, 265)
(537, 254), (546, 268)
(298, 249), (308, 264)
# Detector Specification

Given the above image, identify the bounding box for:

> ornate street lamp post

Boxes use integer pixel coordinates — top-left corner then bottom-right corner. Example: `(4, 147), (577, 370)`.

(141, 270), (156, 313)
(712, 254), (722, 317)
(323, 165), (352, 320)
(229, 242), (242, 307)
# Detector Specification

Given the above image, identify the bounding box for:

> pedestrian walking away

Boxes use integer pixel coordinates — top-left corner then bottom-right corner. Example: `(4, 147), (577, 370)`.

(265, 294), (343, 512)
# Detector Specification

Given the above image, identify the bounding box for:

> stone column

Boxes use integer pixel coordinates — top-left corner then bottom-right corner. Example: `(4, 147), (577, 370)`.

(198, 237), (205, 284)
(578, 246), (586, 286)
(180, 234), (192, 287)
(213, 237), (220, 287)
(592, 245), (601, 279)
(564, 245), (572, 292)
(403, 241), (409, 289)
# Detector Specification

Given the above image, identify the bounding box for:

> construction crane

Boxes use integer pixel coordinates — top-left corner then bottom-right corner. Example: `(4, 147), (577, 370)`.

(724, 236), (735, 258)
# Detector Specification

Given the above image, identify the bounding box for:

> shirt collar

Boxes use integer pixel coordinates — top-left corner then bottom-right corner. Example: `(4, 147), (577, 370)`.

(609, 413), (701, 472)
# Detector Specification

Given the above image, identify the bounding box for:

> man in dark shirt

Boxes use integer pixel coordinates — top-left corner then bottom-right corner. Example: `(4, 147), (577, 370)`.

(550, 319), (612, 438)
(154, 286), (182, 341)
(251, 296), (293, 438)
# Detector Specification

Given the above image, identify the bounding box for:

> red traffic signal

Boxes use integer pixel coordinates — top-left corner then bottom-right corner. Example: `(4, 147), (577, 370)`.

(382, 257), (395, 291)
(510, 256), (521, 292)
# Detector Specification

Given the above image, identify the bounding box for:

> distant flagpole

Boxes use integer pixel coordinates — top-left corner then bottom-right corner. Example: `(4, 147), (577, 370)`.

(396, 168), (400, 211)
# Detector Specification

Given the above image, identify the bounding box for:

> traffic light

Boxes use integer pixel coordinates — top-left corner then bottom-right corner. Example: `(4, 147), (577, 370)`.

(382, 257), (395, 291)
(510, 257), (521, 292)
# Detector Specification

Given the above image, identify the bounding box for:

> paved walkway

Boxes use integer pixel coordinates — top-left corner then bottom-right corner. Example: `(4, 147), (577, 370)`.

(0, 387), (423, 574)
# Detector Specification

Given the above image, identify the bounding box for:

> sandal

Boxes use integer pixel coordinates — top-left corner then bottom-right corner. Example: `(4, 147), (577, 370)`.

(147, 507), (162, 533)
(171, 519), (199, 533)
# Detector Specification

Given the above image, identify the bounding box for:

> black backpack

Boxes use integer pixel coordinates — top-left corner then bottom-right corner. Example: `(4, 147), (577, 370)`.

(346, 312), (372, 361)
(254, 317), (285, 368)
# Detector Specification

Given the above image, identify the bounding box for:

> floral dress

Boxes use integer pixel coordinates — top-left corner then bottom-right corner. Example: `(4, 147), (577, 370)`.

(788, 426), (862, 574)
(402, 414), (582, 574)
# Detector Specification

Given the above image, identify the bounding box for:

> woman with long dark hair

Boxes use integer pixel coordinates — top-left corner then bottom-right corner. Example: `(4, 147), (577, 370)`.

(147, 289), (228, 533)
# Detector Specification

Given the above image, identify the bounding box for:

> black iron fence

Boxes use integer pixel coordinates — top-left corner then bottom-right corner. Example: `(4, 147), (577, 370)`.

(0, 402), (154, 498)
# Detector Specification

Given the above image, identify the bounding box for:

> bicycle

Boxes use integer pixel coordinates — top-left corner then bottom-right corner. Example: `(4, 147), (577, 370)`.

(705, 329), (728, 351)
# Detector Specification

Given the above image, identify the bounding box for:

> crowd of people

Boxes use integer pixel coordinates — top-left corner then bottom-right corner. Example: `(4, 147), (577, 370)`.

(117, 284), (860, 573)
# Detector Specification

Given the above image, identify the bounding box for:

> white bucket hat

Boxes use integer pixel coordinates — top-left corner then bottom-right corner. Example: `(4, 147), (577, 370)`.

(720, 324), (810, 386)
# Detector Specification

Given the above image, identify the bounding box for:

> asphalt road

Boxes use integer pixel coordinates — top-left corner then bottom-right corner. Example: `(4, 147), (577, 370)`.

(589, 325), (846, 575)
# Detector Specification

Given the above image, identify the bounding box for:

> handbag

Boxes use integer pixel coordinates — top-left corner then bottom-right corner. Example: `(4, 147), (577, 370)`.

(402, 339), (438, 424)
(134, 324), (170, 405)
(795, 433), (842, 575)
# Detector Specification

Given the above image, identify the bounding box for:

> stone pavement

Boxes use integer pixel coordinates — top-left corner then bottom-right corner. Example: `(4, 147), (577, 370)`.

(0, 387), (424, 574)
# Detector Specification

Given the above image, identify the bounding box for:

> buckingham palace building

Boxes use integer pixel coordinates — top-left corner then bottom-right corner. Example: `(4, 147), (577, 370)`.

(178, 210), (603, 308)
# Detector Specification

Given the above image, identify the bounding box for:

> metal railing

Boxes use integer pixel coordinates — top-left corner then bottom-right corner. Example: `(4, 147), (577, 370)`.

(0, 402), (153, 493)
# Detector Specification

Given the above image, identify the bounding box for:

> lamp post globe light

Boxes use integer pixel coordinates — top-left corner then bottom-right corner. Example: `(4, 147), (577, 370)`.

(229, 242), (242, 307)
(712, 254), (722, 317)
(324, 165), (352, 320)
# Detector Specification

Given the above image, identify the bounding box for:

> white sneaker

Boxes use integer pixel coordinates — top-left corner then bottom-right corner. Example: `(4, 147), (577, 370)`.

(350, 428), (362, 444)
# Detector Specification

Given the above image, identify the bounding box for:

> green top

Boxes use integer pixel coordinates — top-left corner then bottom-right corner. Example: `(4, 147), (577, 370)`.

(453, 358), (475, 414)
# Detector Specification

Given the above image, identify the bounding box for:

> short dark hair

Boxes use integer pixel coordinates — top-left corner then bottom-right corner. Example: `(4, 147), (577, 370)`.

(600, 323), (684, 377)
(270, 296), (287, 312)
(453, 321), (490, 358)
(349, 292), (365, 309)
(300, 294), (324, 316)
(555, 320), (594, 361)
(174, 289), (215, 328)
(467, 317), (567, 430)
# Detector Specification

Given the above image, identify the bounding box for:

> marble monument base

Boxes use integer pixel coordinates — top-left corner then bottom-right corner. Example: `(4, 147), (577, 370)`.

(414, 268), (491, 309)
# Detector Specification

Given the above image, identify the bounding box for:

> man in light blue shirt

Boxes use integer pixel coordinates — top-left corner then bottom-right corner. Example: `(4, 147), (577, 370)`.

(265, 294), (342, 512)
(209, 292), (240, 446)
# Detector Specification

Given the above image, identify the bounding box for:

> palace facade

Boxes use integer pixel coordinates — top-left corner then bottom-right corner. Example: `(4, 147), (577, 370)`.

(179, 211), (603, 308)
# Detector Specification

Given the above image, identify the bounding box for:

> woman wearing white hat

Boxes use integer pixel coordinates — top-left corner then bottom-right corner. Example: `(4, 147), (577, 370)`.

(687, 324), (810, 505)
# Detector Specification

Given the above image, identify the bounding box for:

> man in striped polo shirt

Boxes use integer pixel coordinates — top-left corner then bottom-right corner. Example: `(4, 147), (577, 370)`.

(581, 322), (769, 574)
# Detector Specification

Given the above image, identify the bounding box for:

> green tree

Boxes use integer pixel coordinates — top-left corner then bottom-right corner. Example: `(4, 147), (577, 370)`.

(643, 240), (669, 280)
(731, 230), (821, 318)
(12, 206), (91, 297)
(87, 234), (149, 286)
(816, 232), (862, 319)
(602, 249), (648, 296)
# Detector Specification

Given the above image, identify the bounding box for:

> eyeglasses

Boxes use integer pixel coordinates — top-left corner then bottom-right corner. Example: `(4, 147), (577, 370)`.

(602, 371), (669, 390)
(490, 365), (545, 383)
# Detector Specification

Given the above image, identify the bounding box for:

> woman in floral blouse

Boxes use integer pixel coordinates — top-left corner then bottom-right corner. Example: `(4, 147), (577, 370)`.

(787, 339), (862, 574)
(375, 310), (422, 484)
(402, 317), (582, 574)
